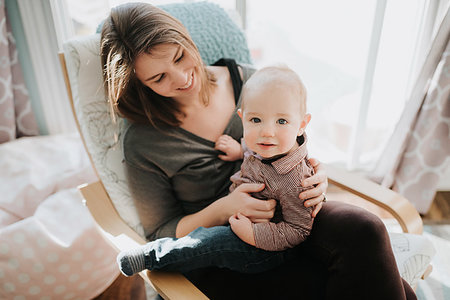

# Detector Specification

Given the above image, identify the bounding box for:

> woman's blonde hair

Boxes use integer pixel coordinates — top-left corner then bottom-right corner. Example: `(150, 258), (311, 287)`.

(100, 2), (216, 127)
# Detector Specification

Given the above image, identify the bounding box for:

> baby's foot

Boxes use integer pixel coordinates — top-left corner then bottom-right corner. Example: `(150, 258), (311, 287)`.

(116, 247), (147, 276)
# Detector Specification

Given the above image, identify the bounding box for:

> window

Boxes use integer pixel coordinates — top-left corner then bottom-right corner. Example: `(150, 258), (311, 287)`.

(64, 0), (237, 37)
(58, 0), (442, 170)
(246, 0), (435, 170)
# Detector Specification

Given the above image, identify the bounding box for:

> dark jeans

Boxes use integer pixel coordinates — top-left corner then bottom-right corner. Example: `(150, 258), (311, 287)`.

(145, 225), (292, 273)
(183, 202), (417, 300)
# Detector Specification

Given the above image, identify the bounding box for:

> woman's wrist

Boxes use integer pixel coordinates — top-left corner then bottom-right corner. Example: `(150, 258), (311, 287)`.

(176, 196), (229, 237)
(209, 195), (232, 225)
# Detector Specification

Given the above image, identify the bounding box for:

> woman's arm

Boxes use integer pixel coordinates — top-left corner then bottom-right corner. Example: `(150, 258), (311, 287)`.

(126, 156), (276, 239)
(176, 183), (276, 237)
(125, 161), (185, 241)
(300, 158), (328, 217)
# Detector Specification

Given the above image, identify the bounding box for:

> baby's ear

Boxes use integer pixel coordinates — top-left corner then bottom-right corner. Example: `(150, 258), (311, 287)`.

(298, 113), (311, 135)
(302, 113), (311, 128)
(237, 108), (243, 119)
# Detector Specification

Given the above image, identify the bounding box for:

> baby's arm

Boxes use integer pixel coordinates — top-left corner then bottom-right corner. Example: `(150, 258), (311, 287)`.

(253, 191), (313, 251)
(229, 213), (256, 246)
(215, 135), (243, 161)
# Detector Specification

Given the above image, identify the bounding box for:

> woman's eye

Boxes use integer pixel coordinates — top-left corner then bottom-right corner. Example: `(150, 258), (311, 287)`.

(250, 117), (261, 123)
(277, 119), (288, 125)
(175, 52), (184, 63)
(155, 74), (165, 83)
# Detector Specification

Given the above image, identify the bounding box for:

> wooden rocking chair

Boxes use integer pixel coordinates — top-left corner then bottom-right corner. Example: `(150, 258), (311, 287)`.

(59, 2), (432, 299)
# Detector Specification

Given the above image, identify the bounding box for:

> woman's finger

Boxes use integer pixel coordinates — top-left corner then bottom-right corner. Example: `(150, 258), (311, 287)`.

(253, 199), (276, 211)
(300, 181), (327, 200)
(303, 192), (326, 208)
(308, 157), (320, 168)
(311, 201), (323, 218)
(237, 182), (265, 194)
(301, 172), (327, 188)
(242, 203), (274, 218)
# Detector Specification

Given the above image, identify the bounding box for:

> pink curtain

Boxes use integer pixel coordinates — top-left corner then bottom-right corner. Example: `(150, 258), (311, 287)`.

(0, 3), (39, 143)
(371, 9), (450, 214)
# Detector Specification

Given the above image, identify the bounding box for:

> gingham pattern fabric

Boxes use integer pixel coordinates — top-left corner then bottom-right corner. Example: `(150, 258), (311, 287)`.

(230, 135), (314, 251)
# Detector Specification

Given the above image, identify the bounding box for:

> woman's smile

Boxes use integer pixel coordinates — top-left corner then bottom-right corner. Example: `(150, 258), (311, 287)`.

(177, 72), (194, 91)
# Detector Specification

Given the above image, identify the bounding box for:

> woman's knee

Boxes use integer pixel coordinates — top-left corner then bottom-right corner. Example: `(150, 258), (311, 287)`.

(316, 202), (389, 245)
(352, 208), (389, 245)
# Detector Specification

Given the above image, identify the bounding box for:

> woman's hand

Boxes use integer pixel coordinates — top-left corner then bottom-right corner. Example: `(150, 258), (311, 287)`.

(221, 183), (276, 224)
(300, 158), (328, 218)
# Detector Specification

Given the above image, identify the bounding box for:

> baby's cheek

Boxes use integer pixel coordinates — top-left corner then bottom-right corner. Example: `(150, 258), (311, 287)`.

(243, 132), (257, 150)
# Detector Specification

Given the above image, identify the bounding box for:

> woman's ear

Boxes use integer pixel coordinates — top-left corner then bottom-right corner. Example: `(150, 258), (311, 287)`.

(237, 108), (243, 119)
(298, 113), (311, 136)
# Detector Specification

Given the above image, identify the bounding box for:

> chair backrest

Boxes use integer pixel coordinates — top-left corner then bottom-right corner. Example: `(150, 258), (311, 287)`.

(62, 2), (252, 237)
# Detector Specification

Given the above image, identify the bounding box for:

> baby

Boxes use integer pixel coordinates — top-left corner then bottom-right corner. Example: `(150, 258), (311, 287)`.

(216, 65), (314, 251)
(118, 65), (315, 276)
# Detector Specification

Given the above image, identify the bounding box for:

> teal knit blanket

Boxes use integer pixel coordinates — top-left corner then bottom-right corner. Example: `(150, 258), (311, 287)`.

(98, 2), (252, 65)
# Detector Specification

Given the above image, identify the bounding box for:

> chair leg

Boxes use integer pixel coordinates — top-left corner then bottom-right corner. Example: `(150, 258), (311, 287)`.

(421, 265), (433, 280)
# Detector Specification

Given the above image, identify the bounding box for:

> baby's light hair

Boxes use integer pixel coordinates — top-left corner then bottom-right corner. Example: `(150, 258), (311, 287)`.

(241, 65), (307, 115)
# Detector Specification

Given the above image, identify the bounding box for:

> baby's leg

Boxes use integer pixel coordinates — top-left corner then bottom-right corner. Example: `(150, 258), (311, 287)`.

(117, 226), (287, 276)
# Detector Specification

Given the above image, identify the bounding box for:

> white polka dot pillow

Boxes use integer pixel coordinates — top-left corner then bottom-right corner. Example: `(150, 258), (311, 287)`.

(0, 134), (119, 299)
(0, 188), (119, 299)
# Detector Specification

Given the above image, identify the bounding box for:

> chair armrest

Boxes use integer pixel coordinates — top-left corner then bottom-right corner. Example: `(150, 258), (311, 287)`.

(325, 164), (423, 234)
(79, 181), (208, 300)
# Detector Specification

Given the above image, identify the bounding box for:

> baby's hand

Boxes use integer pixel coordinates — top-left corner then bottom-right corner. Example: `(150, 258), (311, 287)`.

(229, 213), (256, 246)
(215, 135), (243, 161)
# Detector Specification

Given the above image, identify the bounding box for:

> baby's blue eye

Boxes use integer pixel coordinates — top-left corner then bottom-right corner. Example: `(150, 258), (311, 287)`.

(250, 117), (261, 123)
(277, 119), (288, 125)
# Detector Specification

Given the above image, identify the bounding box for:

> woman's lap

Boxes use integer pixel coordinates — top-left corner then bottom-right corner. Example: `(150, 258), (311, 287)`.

(304, 201), (415, 300)
(185, 201), (416, 300)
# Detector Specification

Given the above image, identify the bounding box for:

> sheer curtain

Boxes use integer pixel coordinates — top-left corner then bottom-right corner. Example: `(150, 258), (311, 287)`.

(371, 7), (450, 214)
(0, 4), (38, 143)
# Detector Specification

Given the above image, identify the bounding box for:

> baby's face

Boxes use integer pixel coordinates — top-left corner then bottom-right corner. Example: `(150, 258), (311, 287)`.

(240, 84), (304, 159)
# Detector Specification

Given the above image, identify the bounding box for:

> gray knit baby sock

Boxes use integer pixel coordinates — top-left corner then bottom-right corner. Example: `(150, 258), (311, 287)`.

(117, 247), (147, 276)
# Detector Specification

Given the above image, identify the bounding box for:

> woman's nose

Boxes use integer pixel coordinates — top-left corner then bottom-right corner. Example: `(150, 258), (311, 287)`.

(173, 69), (189, 87)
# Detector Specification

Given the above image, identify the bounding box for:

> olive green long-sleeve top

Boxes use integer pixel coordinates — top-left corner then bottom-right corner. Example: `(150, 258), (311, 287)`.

(122, 63), (255, 241)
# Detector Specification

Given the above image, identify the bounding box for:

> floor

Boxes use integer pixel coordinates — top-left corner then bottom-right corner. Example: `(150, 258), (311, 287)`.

(93, 274), (146, 300)
(422, 191), (450, 224)
(94, 190), (450, 299)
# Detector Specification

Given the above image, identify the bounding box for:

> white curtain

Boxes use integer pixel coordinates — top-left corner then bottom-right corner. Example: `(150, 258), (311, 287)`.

(370, 8), (450, 214)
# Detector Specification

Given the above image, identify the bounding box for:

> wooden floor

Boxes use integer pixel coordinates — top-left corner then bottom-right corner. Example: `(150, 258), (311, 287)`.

(93, 274), (147, 300)
(422, 191), (450, 224)
(95, 190), (450, 299)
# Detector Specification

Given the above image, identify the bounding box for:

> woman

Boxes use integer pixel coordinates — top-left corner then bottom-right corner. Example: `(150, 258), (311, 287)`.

(100, 3), (416, 299)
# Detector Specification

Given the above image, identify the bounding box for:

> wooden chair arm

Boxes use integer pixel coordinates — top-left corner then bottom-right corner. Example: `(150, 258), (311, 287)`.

(325, 164), (423, 234)
(79, 181), (208, 300)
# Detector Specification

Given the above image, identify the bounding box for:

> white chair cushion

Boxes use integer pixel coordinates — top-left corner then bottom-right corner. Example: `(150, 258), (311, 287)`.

(63, 34), (145, 237)
(390, 232), (435, 289)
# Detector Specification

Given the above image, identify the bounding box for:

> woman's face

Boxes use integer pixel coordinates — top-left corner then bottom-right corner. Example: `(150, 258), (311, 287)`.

(134, 43), (200, 101)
